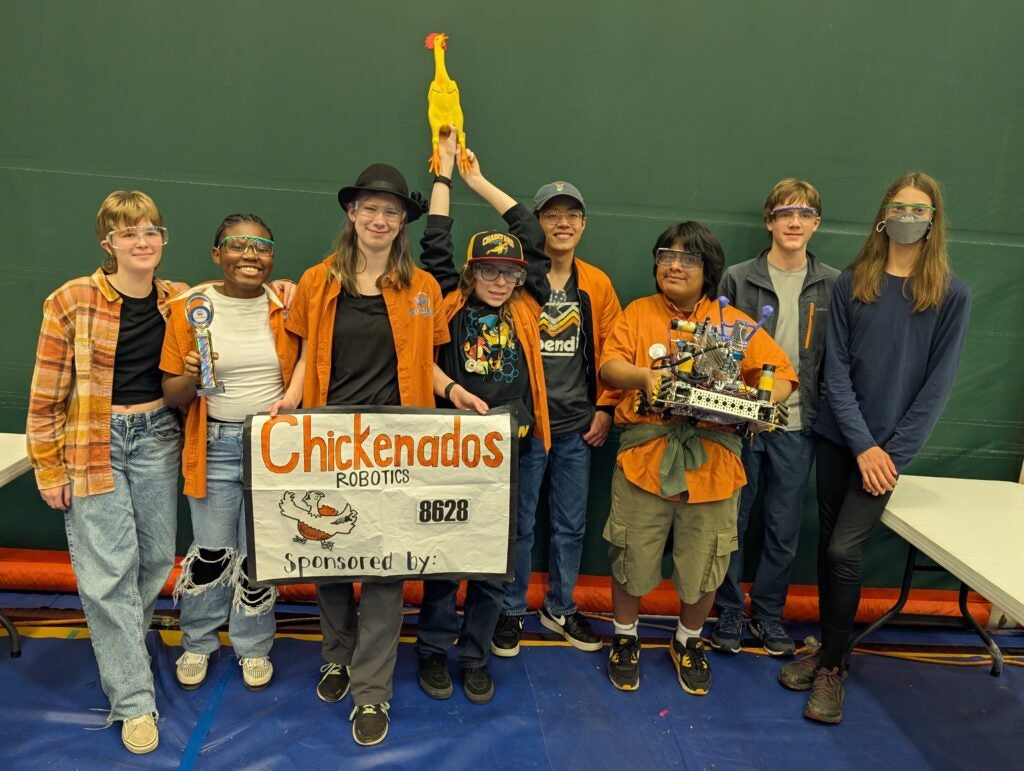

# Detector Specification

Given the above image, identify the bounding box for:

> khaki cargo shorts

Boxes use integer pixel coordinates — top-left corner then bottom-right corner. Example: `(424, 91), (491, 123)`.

(603, 466), (740, 604)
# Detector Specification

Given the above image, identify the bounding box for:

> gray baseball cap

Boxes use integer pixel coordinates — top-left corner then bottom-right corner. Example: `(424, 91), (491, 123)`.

(532, 181), (586, 214)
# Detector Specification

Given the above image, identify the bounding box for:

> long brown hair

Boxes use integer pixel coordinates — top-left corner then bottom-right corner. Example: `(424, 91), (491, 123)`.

(850, 172), (951, 312)
(326, 199), (414, 295)
(457, 264), (520, 329)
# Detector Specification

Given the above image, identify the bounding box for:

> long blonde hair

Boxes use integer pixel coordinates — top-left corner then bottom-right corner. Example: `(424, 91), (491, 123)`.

(850, 172), (951, 312)
(326, 204), (414, 295)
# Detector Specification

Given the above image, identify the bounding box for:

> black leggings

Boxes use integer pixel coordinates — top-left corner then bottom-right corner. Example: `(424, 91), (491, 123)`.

(815, 436), (894, 670)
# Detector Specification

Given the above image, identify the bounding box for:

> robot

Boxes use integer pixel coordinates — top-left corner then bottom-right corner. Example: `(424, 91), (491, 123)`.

(637, 297), (789, 432)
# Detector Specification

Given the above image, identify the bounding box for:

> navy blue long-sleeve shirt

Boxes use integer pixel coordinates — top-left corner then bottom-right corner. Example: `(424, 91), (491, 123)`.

(815, 268), (971, 471)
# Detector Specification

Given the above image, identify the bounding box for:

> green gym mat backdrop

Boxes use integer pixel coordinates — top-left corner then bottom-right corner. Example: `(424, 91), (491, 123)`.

(2, 2), (1021, 589)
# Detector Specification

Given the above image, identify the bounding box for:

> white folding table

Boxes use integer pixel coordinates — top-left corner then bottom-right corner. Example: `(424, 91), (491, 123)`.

(847, 475), (1024, 675)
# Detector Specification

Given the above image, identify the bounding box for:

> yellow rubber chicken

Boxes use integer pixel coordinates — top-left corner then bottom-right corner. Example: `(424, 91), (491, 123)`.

(425, 32), (470, 174)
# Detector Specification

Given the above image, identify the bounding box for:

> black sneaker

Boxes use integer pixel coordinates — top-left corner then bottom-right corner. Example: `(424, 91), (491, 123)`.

(316, 662), (350, 703)
(539, 607), (603, 652)
(490, 614), (524, 658)
(350, 702), (390, 746)
(749, 619), (796, 656)
(709, 608), (745, 654)
(670, 637), (712, 696)
(462, 665), (494, 704)
(417, 652), (453, 700)
(607, 634), (641, 691)
(803, 667), (845, 724)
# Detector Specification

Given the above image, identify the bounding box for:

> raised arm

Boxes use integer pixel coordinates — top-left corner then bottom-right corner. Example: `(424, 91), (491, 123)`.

(458, 147), (551, 305)
(419, 128), (460, 294)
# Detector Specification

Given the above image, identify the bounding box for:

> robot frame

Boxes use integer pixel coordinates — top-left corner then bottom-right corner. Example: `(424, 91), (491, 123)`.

(637, 297), (790, 433)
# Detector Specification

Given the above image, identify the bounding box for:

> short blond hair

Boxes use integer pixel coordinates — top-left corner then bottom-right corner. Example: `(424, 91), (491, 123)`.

(762, 179), (822, 221)
(95, 190), (163, 241)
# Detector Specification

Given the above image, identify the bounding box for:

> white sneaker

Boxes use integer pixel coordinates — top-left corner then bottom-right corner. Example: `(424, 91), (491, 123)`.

(240, 656), (273, 690)
(176, 651), (210, 690)
(121, 713), (158, 754)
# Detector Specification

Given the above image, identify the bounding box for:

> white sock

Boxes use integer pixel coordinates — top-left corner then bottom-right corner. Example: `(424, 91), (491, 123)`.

(675, 622), (702, 646)
(613, 620), (638, 638)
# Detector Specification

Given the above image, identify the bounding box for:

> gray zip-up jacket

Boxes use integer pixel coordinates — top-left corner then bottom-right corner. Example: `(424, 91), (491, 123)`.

(719, 249), (840, 432)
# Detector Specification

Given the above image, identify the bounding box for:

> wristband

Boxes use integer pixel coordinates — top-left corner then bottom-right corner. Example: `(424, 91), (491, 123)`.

(444, 381), (458, 400)
(433, 175), (453, 189)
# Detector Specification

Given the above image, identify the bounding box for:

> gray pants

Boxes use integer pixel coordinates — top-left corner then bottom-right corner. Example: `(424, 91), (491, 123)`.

(317, 580), (404, 705)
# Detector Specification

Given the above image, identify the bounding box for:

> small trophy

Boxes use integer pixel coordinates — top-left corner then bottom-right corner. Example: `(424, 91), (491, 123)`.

(185, 292), (225, 396)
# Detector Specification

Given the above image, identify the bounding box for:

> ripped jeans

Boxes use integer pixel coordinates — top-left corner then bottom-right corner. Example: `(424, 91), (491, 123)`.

(176, 422), (276, 659)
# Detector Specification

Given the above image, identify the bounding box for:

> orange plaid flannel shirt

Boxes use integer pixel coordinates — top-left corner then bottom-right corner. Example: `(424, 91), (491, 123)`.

(26, 268), (181, 497)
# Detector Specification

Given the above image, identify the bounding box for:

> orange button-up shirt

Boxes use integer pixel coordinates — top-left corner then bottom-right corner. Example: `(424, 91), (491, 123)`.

(26, 269), (184, 497)
(286, 257), (450, 409)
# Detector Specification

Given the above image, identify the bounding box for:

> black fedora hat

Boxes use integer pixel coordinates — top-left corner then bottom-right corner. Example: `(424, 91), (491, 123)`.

(337, 164), (427, 223)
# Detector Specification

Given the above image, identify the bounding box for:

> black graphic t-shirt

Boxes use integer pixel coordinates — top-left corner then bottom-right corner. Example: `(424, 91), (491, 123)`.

(539, 272), (592, 435)
(437, 298), (534, 446)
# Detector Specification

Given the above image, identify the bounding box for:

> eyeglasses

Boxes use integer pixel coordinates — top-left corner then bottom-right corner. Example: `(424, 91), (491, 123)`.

(540, 209), (584, 225)
(655, 248), (702, 269)
(355, 201), (405, 224)
(884, 202), (935, 219)
(472, 263), (526, 286)
(107, 226), (168, 247)
(770, 206), (819, 222)
(218, 235), (274, 256)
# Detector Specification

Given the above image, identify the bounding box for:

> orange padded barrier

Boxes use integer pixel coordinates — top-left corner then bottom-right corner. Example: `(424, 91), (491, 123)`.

(0, 548), (992, 623)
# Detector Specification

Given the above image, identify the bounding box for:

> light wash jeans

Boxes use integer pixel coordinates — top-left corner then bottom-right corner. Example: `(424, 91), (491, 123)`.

(64, 406), (181, 722)
(502, 432), (591, 617)
(177, 422), (276, 659)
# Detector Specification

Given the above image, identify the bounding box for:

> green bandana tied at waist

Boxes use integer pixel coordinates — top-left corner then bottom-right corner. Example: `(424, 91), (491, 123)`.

(617, 421), (743, 498)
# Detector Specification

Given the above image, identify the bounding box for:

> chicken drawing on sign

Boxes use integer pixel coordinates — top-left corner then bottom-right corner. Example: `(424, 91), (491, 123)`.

(278, 490), (358, 551)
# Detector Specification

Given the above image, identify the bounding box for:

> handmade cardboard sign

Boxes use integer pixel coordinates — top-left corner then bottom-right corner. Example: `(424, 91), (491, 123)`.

(244, 407), (516, 584)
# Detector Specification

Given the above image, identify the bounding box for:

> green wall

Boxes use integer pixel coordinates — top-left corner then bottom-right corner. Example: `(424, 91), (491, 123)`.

(2, 2), (1022, 589)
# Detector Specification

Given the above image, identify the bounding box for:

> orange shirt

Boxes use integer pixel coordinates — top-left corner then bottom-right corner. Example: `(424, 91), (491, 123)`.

(26, 269), (185, 497)
(286, 257), (450, 409)
(600, 293), (799, 503)
(160, 284), (300, 498)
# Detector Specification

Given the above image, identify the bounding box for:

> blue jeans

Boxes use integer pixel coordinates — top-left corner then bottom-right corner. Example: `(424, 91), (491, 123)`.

(417, 578), (505, 669)
(177, 423), (276, 659)
(64, 406), (181, 722)
(502, 432), (591, 617)
(716, 430), (815, 622)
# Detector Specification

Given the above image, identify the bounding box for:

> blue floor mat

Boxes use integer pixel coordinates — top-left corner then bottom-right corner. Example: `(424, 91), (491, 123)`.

(0, 612), (1021, 770)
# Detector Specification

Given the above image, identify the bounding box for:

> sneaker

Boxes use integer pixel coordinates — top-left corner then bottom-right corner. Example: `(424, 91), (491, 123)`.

(121, 714), (158, 754)
(491, 614), (524, 658)
(350, 702), (390, 746)
(240, 656), (273, 690)
(749, 619), (795, 656)
(670, 637), (712, 696)
(803, 667), (845, 724)
(462, 665), (495, 704)
(539, 607), (603, 652)
(417, 653), (453, 700)
(709, 609), (745, 653)
(778, 638), (846, 691)
(175, 651), (210, 690)
(317, 662), (351, 703)
(607, 634), (641, 691)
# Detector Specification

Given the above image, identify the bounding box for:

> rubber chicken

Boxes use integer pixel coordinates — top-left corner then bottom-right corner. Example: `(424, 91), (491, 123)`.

(424, 32), (470, 174)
